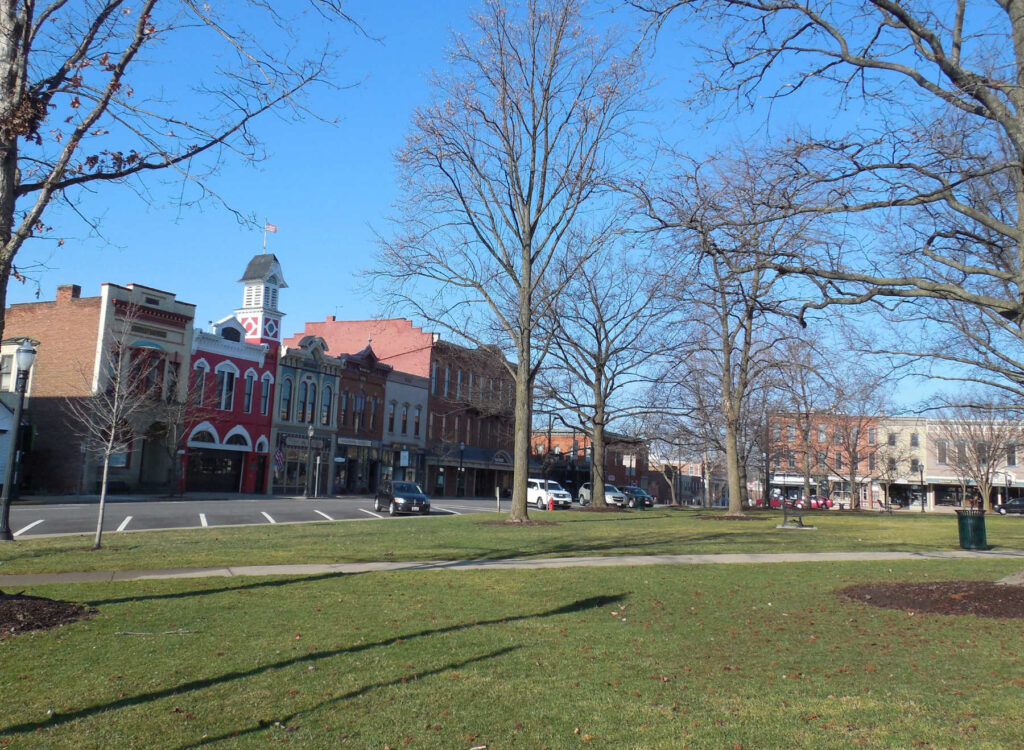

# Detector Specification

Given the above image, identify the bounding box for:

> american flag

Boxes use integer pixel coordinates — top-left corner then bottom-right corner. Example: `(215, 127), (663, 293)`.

(275, 447), (284, 471)
(264, 222), (278, 233)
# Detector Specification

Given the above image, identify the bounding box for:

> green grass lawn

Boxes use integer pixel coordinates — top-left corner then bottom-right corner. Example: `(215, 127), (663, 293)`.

(3, 558), (1023, 748)
(3, 508), (1024, 575)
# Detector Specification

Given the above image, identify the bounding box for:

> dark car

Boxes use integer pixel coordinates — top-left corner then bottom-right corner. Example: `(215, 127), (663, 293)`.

(997, 498), (1024, 515)
(621, 486), (654, 508)
(374, 480), (431, 516)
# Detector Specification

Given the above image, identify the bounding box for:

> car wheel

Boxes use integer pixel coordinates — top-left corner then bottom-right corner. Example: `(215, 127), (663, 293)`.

(373, 499), (382, 512)
(999, 506), (1008, 515)
(628, 498), (636, 508)
(389, 501), (397, 516)
(536, 498), (545, 510)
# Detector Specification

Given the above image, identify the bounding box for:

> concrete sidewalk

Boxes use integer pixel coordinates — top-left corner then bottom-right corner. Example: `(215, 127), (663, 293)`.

(3, 548), (1024, 587)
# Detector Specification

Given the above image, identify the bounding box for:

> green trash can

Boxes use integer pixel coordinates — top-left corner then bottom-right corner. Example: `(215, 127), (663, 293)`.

(955, 509), (989, 550)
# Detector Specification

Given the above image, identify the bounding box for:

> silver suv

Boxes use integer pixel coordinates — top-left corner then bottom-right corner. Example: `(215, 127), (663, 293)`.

(526, 478), (573, 509)
(577, 482), (627, 507)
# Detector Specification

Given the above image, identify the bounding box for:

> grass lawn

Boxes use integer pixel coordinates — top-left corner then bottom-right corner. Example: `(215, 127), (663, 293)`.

(3, 508), (1024, 575)
(3, 558), (1023, 748)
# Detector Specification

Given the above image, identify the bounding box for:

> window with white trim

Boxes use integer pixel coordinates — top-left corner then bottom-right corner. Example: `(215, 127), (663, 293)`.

(244, 372), (255, 413)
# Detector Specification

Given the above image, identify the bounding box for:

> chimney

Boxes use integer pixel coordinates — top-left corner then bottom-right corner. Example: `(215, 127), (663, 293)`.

(56, 284), (81, 304)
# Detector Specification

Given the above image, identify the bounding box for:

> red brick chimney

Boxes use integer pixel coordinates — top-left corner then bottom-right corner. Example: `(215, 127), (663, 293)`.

(56, 284), (81, 304)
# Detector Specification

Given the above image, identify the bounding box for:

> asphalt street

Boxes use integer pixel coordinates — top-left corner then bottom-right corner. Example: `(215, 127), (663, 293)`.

(8, 495), (511, 538)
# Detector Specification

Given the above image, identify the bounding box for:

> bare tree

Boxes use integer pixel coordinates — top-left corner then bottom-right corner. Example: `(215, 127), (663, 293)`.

(535, 243), (673, 507)
(931, 401), (1024, 512)
(646, 153), (821, 515)
(634, 1), (1024, 400)
(65, 305), (157, 549)
(1, 2), (362, 338)
(374, 0), (645, 521)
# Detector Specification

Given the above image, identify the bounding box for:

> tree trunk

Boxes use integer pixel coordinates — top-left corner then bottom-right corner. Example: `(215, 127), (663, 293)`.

(724, 417), (743, 514)
(592, 419), (607, 508)
(93, 456), (111, 550)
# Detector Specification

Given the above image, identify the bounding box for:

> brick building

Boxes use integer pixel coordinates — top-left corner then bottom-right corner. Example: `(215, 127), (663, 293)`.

(184, 254), (284, 494)
(285, 318), (514, 497)
(529, 428), (651, 500)
(4, 282), (195, 493)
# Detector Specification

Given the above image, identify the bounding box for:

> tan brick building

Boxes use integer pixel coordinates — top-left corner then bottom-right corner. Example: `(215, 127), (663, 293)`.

(5, 283), (195, 493)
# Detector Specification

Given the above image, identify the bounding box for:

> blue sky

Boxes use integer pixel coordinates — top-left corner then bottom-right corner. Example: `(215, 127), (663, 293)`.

(9, 2), (484, 335)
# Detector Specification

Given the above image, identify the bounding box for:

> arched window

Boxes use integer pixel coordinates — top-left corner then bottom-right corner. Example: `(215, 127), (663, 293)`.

(306, 382), (317, 424)
(297, 381), (308, 422)
(192, 361), (209, 405)
(244, 372), (255, 413)
(280, 378), (293, 421)
(321, 386), (333, 426)
(354, 391), (366, 430)
(260, 374), (272, 415)
(191, 430), (215, 443)
(340, 390), (349, 427)
(226, 434), (248, 447)
(400, 405), (408, 434)
(388, 402), (396, 432)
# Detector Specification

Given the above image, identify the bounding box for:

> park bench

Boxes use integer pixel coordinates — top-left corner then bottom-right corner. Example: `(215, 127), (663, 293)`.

(781, 502), (806, 528)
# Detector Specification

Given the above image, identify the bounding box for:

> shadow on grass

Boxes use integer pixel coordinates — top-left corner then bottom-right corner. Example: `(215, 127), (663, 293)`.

(177, 646), (520, 748)
(0, 593), (624, 737)
(83, 571), (361, 607)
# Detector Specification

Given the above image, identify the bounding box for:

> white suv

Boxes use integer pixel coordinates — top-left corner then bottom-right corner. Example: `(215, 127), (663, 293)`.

(527, 478), (573, 510)
(577, 482), (628, 507)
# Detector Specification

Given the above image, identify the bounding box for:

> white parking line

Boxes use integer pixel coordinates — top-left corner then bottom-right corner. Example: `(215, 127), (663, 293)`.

(314, 510), (334, 521)
(432, 506), (461, 515)
(13, 519), (43, 537)
(199, 513), (208, 527)
(261, 511), (276, 524)
(359, 508), (384, 519)
(117, 516), (132, 532)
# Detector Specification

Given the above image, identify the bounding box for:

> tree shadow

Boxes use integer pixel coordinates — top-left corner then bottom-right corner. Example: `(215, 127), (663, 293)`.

(84, 571), (362, 606)
(177, 645), (520, 748)
(0, 593), (624, 737)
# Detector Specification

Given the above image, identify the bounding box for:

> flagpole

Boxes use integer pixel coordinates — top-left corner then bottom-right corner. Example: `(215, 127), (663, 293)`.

(263, 217), (268, 252)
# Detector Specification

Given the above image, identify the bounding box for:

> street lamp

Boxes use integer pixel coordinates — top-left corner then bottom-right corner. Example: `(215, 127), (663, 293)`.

(918, 462), (926, 513)
(1006, 472), (1012, 508)
(457, 441), (465, 497)
(304, 424), (314, 499)
(0, 341), (37, 541)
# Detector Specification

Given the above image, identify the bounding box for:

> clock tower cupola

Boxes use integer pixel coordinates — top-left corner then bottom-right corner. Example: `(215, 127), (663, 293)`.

(235, 253), (287, 350)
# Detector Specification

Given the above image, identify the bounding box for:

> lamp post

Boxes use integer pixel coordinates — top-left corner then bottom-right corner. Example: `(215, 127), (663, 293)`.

(304, 424), (314, 499)
(918, 463), (926, 513)
(0, 342), (37, 541)
(457, 441), (465, 497)
(1006, 472), (1012, 508)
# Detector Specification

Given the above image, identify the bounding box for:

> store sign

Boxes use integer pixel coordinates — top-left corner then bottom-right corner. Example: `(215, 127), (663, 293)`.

(400, 450), (410, 467)
(337, 437), (373, 448)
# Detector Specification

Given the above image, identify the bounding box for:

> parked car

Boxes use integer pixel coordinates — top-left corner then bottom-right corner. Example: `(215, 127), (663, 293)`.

(374, 480), (431, 515)
(997, 498), (1024, 515)
(577, 482), (628, 507)
(808, 495), (833, 510)
(620, 486), (654, 508)
(526, 478), (573, 509)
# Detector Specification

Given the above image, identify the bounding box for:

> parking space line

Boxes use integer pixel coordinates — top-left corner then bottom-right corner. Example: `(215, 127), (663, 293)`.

(13, 519), (43, 537)
(117, 516), (133, 532)
(432, 506), (461, 515)
(314, 510), (334, 521)
(199, 513), (208, 527)
(358, 508), (384, 519)
(261, 511), (276, 524)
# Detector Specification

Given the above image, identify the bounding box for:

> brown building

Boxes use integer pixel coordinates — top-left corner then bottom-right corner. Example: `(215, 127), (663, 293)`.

(530, 428), (652, 500)
(5, 282), (195, 493)
(286, 318), (514, 497)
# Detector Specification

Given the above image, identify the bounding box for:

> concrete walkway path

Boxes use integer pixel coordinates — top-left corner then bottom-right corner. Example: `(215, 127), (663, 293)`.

(3, 548), (1024, 587)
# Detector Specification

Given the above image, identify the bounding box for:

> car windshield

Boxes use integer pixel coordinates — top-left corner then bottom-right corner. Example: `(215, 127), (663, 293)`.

(624, 486), (648, 495)
(606, 485), (621, 493)
(393, 482), (423, 494)
(541, 481), (565, 492)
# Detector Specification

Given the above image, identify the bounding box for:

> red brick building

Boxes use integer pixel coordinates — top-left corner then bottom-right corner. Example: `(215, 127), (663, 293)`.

(5, 282), (195, 493)
(530, 428), (651, 499)
(286, 318), (514, 497)
(184, 254), (286, 494)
